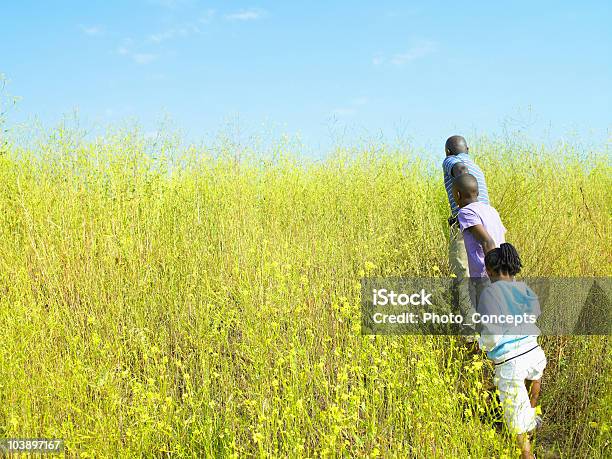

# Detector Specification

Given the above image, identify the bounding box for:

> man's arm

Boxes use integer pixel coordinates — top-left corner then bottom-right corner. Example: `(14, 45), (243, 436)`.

(465, 224), (496, 254)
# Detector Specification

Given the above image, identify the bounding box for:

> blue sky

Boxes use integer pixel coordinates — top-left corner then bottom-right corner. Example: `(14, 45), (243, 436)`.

(1, 0), (611, 153)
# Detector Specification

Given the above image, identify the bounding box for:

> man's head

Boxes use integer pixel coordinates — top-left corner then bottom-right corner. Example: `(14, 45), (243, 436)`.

(452, 173), (479, 208)
(445, 135), (469, 156)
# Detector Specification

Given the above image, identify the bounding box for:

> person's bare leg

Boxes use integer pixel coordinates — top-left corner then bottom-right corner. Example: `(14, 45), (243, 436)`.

(517, 433), (534, 459)
(525, 379), (542, 408)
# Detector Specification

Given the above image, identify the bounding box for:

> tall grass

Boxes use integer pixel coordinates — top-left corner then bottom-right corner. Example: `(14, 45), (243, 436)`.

(0, 130), (610, 457)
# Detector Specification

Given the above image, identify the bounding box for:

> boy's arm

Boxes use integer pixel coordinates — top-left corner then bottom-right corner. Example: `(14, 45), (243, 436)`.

(465, 224), (496, 255)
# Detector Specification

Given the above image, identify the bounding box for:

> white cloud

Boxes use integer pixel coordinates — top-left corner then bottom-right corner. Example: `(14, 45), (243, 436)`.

(331, 108), (356, 117)
(116, 34), (157, 65)
(330, 95), (369, 117)
(372, 56), (384, 66)
(352, 97), (368, 106)
(149, 30), (176, 44)
(389, 41), (436, 66)
(199, 9), (216, 23)
(148, 22), (202, 44)
(149, 0), (194, 8)
(80, 25), (104, 36)
(115, 8), (217, 66)
(148, 73), (167, 81)
(132, 53), (158, 65)
(147, 11), (212, 44)
(225, 8), (266, 21)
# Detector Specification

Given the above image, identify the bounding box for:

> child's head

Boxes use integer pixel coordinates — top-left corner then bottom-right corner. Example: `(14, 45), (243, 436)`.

(485, 243), (523, 279)
(452, 173), (479, 208)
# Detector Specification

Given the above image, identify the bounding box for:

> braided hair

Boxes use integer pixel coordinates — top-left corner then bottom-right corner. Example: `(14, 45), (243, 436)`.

(484, 242), (523, 276)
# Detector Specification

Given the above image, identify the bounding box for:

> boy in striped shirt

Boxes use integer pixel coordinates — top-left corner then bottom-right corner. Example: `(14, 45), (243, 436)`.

(442, 136), (490, 332)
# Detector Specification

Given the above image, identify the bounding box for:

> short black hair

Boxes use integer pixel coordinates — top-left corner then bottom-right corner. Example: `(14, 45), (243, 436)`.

(445, 135), (468, 155)
(485, 243), (523, 276)
(452, 173), (478, 197)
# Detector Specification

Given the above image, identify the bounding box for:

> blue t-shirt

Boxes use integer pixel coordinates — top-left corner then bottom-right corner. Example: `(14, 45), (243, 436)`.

(442, 153), (489, 216)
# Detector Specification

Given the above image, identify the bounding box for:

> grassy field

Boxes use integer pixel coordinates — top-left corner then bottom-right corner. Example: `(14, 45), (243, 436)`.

(0, 130), (610, 457)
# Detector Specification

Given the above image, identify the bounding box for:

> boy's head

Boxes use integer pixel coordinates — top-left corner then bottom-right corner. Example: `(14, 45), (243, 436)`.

(445, 135), (469, 156)
(452, 173), (479, 208)
(485, 243), (523, 278)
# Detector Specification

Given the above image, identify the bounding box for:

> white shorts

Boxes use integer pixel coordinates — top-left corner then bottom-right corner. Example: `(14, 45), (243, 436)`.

(494, 346), (547, 434)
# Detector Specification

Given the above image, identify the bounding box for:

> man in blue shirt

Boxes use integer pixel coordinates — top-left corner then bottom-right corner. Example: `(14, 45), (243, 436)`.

(442, 135), (490, 334)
